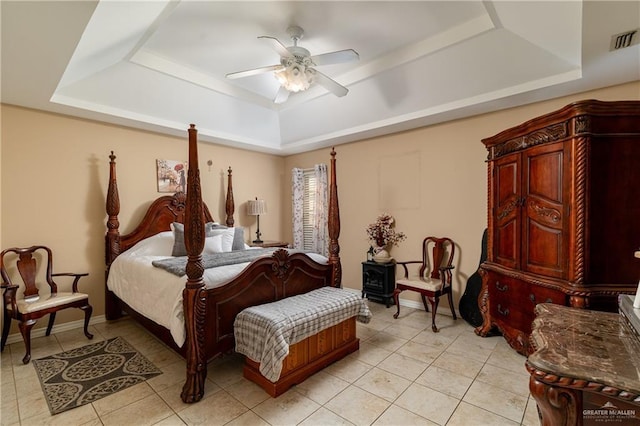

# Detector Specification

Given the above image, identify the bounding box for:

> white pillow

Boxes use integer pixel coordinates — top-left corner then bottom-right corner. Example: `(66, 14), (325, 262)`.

(210, 228), (236, 252)
(203, 234), (224, 254)
(127, 231), (174, 257)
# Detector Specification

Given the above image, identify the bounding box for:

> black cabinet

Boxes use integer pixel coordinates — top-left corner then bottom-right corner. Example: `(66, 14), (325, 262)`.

(362, 261), (396, 307)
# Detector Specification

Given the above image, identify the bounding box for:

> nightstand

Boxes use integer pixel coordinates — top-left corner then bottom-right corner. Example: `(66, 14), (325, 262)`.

(250, 241), (289, 248)
(362, 261), (396, 307)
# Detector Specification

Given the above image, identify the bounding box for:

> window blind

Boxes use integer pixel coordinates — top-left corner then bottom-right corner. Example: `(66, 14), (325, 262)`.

(302, 169), (316, 251)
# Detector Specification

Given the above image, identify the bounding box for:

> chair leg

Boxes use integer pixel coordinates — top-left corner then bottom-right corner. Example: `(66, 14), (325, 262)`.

(81, 304), (94, 340)
(392, 289), (402, 319)
(420, 294), (430, 312)
(1, 311), (11, 352)
(430, 297), (440, 333)
(46, 312), (56, 336)
(18, 319), (36, 364)
(447, 291), (457, 320)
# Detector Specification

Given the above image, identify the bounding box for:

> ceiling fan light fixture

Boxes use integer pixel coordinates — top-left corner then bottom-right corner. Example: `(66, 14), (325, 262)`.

(275, 63), (315, 92)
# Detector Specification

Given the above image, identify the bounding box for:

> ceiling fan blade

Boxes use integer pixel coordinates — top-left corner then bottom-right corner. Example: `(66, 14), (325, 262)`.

(225, 64), (283, 80)
(313, 70), (349, 97)
(258, 36), (293, 58)
(310, 49), (359, 66)
(274, 86), (290, 104)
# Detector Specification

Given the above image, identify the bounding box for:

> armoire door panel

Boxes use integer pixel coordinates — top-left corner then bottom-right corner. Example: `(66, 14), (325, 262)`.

(524, 219), (564, 277)
(526, 149), (563, 204)
(494, 154), (521, 268)
(496, 160), (519, 206)
(496, 220), (518, 268)
(522, 142), (567, 278)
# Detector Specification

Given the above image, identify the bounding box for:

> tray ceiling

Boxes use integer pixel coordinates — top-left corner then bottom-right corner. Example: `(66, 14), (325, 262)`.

(2, 1), (639, 154)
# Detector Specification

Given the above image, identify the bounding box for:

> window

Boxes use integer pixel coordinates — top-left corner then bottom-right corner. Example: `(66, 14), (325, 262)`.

(292, 164), (328, 255)
(302, 169), (316, 251)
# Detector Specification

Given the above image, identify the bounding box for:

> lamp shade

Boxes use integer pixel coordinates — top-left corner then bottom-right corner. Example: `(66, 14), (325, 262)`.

(247, 199), (267, 216)
(274, 63), (315, 92)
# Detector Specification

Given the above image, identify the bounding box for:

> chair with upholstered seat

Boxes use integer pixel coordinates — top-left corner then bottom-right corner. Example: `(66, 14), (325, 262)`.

(393, 236), (457, 332)
(1, 245), (93, 363)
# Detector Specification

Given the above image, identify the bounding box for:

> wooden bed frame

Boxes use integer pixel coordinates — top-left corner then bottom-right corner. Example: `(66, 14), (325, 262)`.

(105, 124), (342, 403)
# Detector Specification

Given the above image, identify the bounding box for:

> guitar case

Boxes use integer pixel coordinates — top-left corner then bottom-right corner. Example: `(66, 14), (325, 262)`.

(458, 228), (488, 327)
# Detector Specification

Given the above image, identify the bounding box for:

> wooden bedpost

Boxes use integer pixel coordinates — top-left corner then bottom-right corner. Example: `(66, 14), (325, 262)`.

(225, 167), (235, 227)
(328, 147), (342, 287)
(181, 124), (207, 403)
(105, 151), (123, 320)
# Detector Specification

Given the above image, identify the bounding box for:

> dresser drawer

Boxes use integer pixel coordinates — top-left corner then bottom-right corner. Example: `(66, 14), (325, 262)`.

(488, 274), (531, 331)
(487, 272), (567, 334)
(525, 286), (566, 308)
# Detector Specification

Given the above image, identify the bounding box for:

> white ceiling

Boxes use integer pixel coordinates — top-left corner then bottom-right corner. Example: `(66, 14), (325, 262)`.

(2, 1), (639, 155)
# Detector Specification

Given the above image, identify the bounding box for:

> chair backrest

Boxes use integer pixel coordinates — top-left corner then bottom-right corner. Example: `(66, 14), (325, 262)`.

(420, 237), (455, 279)
(0, 246), (55, 300)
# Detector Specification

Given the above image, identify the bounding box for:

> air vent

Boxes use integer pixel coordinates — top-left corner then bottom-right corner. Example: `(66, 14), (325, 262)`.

(610, 29), (638, 51)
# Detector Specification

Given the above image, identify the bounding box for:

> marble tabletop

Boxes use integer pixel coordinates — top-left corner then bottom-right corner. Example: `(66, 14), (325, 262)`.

(527, 303), (640, 398)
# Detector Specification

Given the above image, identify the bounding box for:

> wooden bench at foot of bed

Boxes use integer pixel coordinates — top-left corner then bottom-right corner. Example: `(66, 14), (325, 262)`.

(234, 287), (371, 397)
(243, 317), (359, 397)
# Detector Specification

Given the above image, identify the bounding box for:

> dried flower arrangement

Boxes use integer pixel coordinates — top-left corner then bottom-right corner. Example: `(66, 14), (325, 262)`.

(366, 213), (407, 250)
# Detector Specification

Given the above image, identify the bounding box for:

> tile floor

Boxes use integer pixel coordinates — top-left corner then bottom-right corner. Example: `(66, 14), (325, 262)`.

(1, 302), (541, 425)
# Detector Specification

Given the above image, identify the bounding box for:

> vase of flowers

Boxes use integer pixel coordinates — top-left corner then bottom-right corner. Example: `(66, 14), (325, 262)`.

(366, 213), (406, 263)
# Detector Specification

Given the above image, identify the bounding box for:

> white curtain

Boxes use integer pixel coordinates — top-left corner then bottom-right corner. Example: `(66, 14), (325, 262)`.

(313, 164), (329, 256)
(291, 168), (304, 249)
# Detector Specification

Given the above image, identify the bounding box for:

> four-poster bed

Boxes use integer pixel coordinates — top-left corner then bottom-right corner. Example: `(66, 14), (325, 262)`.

(105, 124), (343, 403)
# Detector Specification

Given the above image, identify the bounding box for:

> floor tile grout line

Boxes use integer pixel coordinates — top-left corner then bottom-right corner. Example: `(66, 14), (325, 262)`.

(4, 306), (534, 426)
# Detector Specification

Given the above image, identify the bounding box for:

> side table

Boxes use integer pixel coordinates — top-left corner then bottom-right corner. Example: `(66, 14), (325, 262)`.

(526, 303), (640, 425)
(362, 261), (396, 307)
(250, 241), (289, 248)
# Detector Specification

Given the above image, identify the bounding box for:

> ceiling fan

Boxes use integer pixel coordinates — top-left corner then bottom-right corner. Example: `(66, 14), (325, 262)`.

(225, 26), (359, 104)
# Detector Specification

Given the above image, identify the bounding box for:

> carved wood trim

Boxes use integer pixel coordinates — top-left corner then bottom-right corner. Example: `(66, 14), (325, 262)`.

(105, 151), (121, 267)
(529, 374), (580, 426)
(328, 148), (342, 287)
(182, 124), (207, 403)
(486, 160), (493, 262)
(474, 268), (492, 336)
(527, 199), (561, 224)
(225, 167), (235, 227)
(488, 122), (567, 160)
(572, 136), (587, 284)
(574, 115), (591, 134)
(526, 362), (640, 404)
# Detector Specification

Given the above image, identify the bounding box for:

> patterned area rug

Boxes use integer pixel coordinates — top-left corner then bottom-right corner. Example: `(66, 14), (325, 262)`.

(32, 336), (162, 415)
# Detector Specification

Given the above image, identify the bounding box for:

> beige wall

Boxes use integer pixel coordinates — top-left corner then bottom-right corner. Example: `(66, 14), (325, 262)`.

(1, 107), (284, 330)
(2, 81), (638, 332)
(283, 81), (640, 307)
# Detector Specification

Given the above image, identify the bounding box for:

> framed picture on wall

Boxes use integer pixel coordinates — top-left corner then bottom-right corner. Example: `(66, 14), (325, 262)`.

(156, 159), (188, 193)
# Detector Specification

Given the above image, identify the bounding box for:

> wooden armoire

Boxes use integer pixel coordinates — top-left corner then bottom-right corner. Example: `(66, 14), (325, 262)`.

(475, 100), (640, 355)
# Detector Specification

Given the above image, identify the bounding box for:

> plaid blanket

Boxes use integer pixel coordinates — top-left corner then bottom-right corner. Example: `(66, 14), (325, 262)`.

(234, 287), (371, 382)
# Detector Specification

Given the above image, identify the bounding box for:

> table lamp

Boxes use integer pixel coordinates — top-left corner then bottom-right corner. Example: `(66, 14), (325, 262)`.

(247, 198), (267, 243)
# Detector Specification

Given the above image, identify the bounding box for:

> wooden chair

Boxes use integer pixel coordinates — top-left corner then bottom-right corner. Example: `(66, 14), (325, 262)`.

(393, 236), (457, 332)
(1, 246), (93, 363)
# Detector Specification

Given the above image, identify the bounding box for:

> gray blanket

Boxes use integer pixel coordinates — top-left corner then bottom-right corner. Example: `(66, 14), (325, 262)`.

(152, 248), (278, 276)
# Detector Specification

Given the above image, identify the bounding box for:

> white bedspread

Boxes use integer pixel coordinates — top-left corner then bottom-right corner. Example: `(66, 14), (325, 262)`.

(106, 232), (327, 346)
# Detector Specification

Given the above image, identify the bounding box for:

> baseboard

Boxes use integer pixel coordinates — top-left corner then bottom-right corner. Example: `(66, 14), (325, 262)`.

(4, 315), (107, 345)
(342, 287), (459, 318)
(4, 289), (459, 345)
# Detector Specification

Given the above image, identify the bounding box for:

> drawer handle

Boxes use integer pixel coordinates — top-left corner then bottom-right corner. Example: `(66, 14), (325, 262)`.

(529, 294), (553, 304)
(497, 304), (510, 317)
(495, 281), (508, 292)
